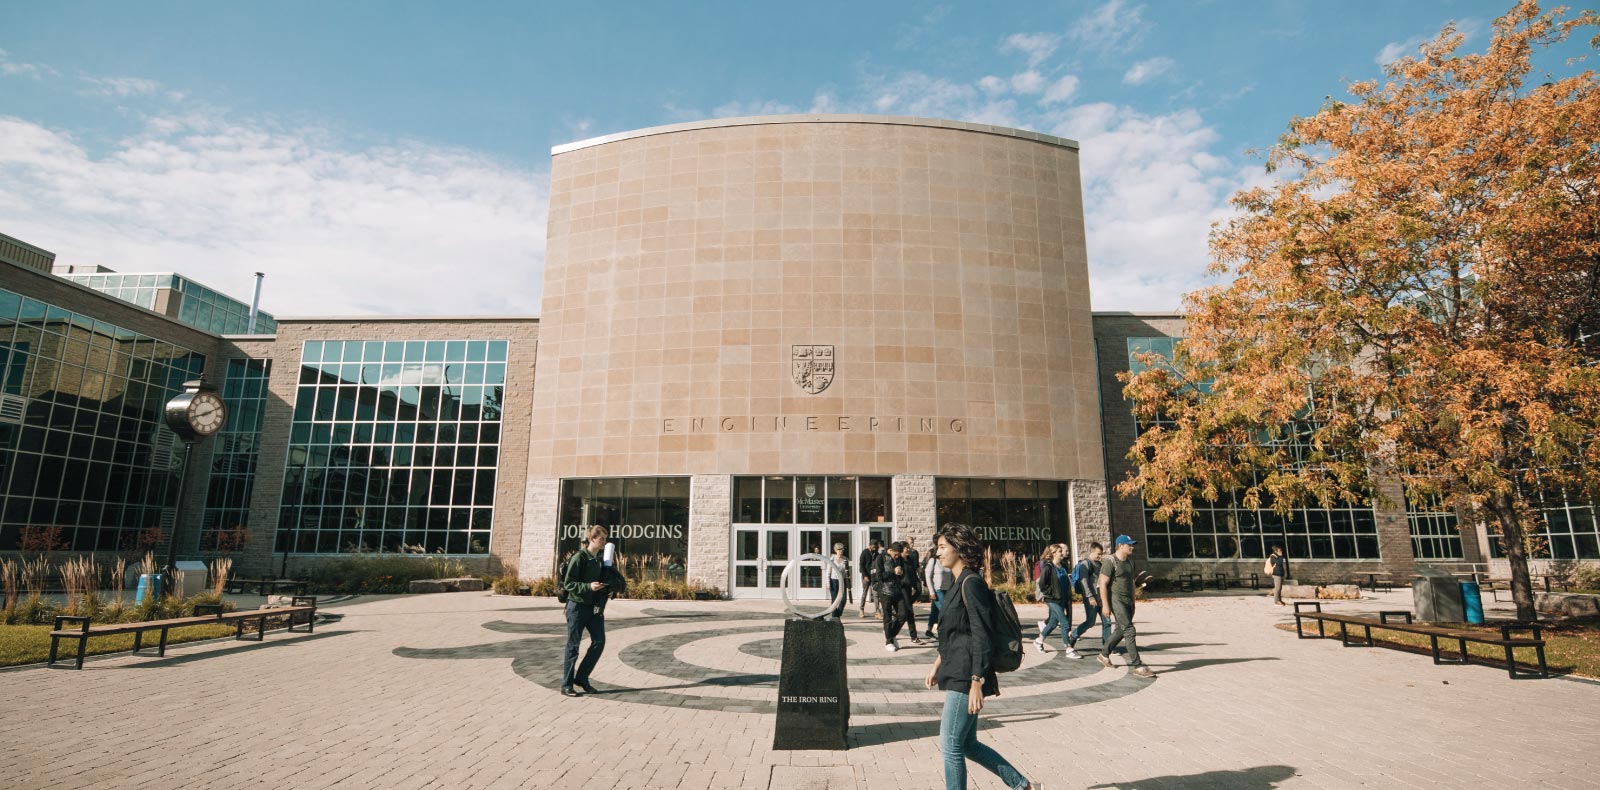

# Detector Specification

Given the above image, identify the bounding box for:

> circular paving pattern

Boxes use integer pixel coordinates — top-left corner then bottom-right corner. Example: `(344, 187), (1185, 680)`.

(394, 604), (1152, 716)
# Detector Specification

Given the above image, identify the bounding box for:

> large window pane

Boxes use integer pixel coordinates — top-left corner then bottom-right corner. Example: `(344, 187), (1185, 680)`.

(765, 476), (794, 524)
(795, 475), (825, 525)
(826, 476), (856, 524)
(860, 477), (891, 523)
(733, 476), (763, 523)
(556, 477), (691, 580)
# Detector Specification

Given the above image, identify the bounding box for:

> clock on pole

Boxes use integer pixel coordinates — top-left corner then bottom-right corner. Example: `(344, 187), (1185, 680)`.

(162, 380), (228, 568)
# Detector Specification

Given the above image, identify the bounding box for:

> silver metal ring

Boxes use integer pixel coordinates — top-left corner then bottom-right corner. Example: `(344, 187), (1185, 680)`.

(779, 553), (847, 620)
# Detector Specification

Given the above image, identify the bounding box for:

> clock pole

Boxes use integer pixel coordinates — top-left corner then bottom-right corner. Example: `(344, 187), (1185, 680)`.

(162, 379), (227, 573)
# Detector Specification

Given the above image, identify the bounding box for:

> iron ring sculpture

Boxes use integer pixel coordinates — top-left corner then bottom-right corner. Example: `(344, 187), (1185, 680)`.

(779, 553), (848, 620)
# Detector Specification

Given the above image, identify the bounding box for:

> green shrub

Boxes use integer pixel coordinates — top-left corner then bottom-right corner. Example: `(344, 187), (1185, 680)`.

(993, 582), (1034, 604)
(298, 552), (474, 594)
(527, 577), (559, 597)
(619, 580), (723, 600)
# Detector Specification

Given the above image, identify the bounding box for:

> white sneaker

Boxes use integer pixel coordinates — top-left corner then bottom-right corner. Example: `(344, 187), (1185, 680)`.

(1032, 637), (1048, 654)
(1066, 648), (1083, 659)
(885, 642), (898, 652)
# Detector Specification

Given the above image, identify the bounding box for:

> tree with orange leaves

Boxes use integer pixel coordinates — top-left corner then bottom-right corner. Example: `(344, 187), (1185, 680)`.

(1121, 1), (1599, 621)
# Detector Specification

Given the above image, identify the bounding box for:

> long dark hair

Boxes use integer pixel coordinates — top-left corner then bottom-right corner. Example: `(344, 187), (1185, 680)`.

(935, 522), (985, 571)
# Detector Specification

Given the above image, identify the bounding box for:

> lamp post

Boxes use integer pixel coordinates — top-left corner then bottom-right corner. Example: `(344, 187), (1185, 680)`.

(162, 379), (227, 570)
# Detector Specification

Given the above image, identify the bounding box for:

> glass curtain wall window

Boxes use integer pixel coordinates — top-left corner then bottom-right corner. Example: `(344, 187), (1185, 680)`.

(275, 339), (507, 555)
(557, 477), (691, 580)
(0, 287), (203, 551)
(1486, 487), (1600, 560)
(1126, 337), (1382, 561)
(934, 478), (1069, 563)
(200, 358), (272, 551)
(731, 476), (892, 527)
(1405, 492), (1464, 560)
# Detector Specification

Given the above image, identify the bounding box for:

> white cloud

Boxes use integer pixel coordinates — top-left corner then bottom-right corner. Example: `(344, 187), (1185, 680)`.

(81, 75), (164, 97)
(1122, 56), (1175, 85)
(710, 98), (798, 118)
(977, 75), (1009, 96)
(0, 113), (548, 316)
(1010, 70), (1045, 94)
(1070, 0), (1148, 53)
(1042, 74), (1081, 105)
(1376, 18), (1482, 65)
(0, 49), (57, 79)
(1001, 32), (1061, 67)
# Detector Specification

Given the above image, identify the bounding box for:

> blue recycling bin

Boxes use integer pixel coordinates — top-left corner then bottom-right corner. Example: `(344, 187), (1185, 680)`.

(134, 573), (162, 605)
(1460, 581), (1484, 624)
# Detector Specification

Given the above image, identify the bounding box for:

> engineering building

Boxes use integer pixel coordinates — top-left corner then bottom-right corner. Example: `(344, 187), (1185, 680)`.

(0, 115), (1594, 598)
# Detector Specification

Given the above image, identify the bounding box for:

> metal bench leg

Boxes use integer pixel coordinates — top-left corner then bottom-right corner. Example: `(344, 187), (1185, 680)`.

(158, 627), (170, 657)
(1363, 625), (1373, 647)
(1430, 635), (1442, 664)
(133, 629), (144, 654)
(1295, 616), (1304, 638)
(48, 635), (59, 666)
(1339, 622), (1350, 646)
(76, 636), (88, 670)
(1505, 645), (1518, 679)
(1458, 639), (1468, 666)
(259, 616), (268, 640)
(235, 619), (245, 640)
(1538, 646), (1548, 678)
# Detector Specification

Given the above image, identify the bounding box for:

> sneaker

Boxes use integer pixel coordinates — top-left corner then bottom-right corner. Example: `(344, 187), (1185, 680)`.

(910, 638), (924, 646)
(1066, 648), (1083, 659)
(885, 642), (898, 652)
(1096, 654), (1115, 669)
(1130, 665), (1156, 679)
(1032, 637), (1047, 654)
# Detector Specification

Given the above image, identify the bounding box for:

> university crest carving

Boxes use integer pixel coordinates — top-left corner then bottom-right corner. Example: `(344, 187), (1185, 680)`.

(791, 345), (834, 394)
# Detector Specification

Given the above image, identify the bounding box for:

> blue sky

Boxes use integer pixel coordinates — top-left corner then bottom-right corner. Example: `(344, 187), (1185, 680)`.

(0, 1), (1591, 316)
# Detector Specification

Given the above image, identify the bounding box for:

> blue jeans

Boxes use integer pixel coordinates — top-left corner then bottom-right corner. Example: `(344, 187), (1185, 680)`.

(927, 588), (945, 634)
(829, 580), (845, 619)
(1039, 601), (1070, 645)
(940, 690), (1027, 790)
(1070, 600), (1112, 646)
(561, 601), (606, 688)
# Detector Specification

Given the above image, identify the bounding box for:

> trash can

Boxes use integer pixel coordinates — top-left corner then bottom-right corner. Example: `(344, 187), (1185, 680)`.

(174, 560), (209, 598)
(1460, 581), (1485, 624)
(1413, 566), (1465, 622)
(134, 573), (162, 605)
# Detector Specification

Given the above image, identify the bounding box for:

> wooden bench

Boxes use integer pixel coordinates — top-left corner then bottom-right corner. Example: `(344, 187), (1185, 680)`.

(1292, 601), (1548, 679)
(1358, 573), (1396, 593)
(1213, 572), (1261, 591)
(47, 596), (318, 670)
(224, 578), (309, 596)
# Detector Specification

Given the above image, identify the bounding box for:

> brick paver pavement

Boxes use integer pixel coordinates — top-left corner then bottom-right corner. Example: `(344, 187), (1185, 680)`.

(2, 590), (1597, 789)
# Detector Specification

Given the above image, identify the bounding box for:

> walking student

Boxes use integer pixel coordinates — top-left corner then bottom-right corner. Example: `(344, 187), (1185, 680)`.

(827, 542), (849, 619)
(1068, 541), (1110, 653)
(925, 547), (952, 639)
(1097, 535), (1154, 679)
(878, 542), (923, 649)
(1034, 545), (1077, 657)
(1266, 545), (1288, 606)
(560, 525), (622, 697)
(904, 537), (922, 628)
(924, 522), (1038, 790)
(858, 539), (883, 619)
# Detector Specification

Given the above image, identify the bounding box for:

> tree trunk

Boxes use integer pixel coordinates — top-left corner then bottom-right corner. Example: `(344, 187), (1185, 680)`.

(1488, 492), (1537, 622)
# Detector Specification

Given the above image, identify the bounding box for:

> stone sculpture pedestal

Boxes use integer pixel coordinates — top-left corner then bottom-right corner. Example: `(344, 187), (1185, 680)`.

(773, 618), (850, 750)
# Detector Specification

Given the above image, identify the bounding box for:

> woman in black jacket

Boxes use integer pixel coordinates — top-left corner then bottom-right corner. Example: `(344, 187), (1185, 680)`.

(878, 542), (922, 649)
(924, 523), (1035, 790)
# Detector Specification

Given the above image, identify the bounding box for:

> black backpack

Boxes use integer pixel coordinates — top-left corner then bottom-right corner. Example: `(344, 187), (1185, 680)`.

(955, 575), (1024, 674)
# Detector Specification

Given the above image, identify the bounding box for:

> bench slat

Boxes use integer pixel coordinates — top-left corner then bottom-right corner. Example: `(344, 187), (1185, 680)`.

(48, 606), (315, 637)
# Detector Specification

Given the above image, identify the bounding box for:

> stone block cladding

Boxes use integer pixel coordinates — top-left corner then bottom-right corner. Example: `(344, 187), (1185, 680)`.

(892, 475), (936, 552)
(519, 477), (561, 579)
(527, 117), (1103, 483)
(1069, 478), (1110, 558)
(688, 474), (732, 591)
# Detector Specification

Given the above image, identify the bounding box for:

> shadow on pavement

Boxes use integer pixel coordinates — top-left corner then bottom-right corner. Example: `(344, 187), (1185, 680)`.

(118, 629), (361, 669)
(1138, 642), (1225, 651)
(848, 711), (1059, 748)
(1159, 656), (1282, 674)
(1088, 764), (1298, 789)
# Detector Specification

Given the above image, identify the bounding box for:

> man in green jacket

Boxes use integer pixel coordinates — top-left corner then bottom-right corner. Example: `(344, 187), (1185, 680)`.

(561, 526), (618, 697)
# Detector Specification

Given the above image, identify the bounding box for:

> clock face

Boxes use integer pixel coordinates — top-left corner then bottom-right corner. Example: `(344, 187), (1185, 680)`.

(187, 392), (227, 436)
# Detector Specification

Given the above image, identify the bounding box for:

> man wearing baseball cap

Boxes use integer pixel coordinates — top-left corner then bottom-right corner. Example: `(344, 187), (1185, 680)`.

(1097, 535), (1155, 678)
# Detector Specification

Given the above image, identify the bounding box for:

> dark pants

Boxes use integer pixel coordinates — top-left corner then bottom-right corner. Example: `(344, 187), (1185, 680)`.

(829, 579), (845, 619)
(562, 601), (606, 688)
(882, 592), (918, 642)
(1071, 600), (1113, 646)
(1100, 601), (1141, 666)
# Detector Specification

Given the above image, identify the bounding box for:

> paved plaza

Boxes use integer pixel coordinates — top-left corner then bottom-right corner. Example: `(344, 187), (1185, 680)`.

(4, 591), (1599, 790)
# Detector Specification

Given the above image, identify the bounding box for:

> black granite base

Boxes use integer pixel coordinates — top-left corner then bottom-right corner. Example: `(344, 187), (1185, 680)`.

(773, 618), (850, 750)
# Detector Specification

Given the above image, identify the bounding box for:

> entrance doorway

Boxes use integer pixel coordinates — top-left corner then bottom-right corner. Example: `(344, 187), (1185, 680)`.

(730, 523), (894, 600)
